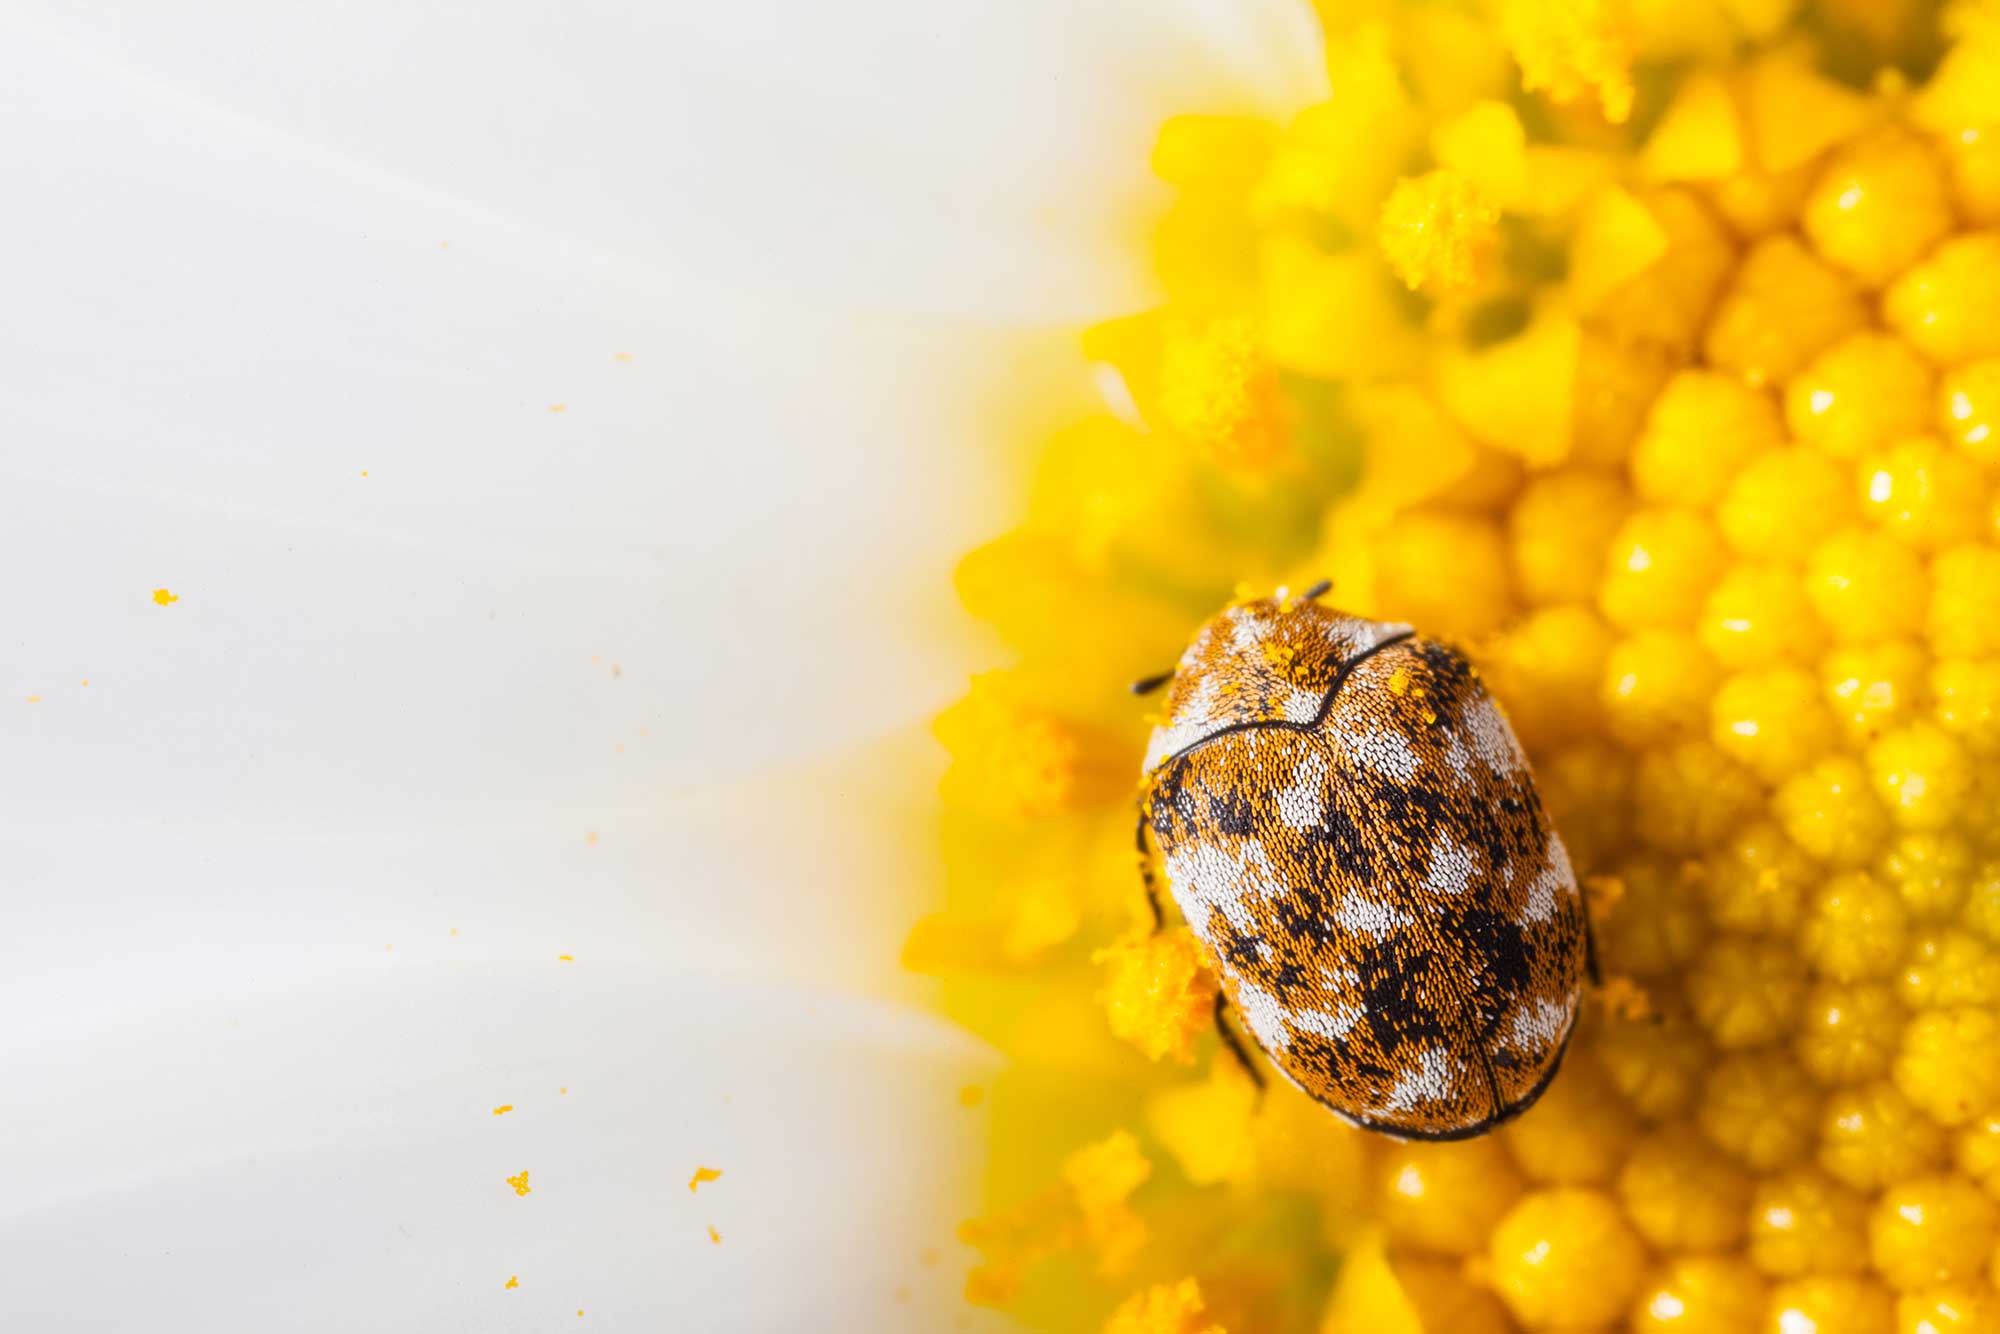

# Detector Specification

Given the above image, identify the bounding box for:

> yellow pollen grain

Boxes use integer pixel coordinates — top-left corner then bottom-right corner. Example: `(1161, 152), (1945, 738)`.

(493, 1105), (513, 1116)
(1497, 0), (1634, 123)
(504, 1276), (517, 1290)
(1378, 168), (1499, 293)
(26, 696), (39, 704)
(548, 403), (567, 413)
(689, 1166), (722, 1193)
(558, 954), (575, 962)
(151, 588), (178, 606)
(1093, 929), (1218, 1063)
(1388, 667), (1411, 696)
(707, 1225), (721, 1245)
(614, 352), (633, 362)
(505, 1170), (531, 1197)
(1155, 316), (1284, 470)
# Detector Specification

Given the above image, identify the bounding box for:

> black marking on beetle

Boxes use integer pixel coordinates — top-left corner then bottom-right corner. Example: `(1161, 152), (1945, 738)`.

(1298, 801), (1376, 883)
(1260, 956), (1311, 1004)
(1216, 924), (1265, 967)
(1206, 787), (1258, 837)
(1269, 876), (1341, 948)
(1354, 939), (1454, 1053)
(1459, 907), (1536, 1032)
(1146, 763), (1193, 845)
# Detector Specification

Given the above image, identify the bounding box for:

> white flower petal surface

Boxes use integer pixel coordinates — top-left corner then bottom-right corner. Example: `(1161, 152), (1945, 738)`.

(0, 0), (1324, 1326)
(1, 968), (1004, 1331)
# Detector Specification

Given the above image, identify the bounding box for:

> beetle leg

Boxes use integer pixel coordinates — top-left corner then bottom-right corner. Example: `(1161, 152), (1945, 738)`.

(1135, 806), (1165, 931)
(1300, 577), (1332, 601)
(1212, 991), (1266, 1092)
(1129, 668), (1174, 696)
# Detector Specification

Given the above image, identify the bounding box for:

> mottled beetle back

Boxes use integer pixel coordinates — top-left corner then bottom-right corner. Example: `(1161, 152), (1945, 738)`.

(1142, 595), (1586, 1138)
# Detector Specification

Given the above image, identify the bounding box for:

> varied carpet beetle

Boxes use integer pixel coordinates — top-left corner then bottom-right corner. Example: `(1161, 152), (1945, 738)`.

(1135, 583), (1592, 1140)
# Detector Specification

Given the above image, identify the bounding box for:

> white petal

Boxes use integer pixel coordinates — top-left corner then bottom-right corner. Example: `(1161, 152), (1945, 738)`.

(0, 0), (1324, 1326)
(0, 0), (1326, 321)
(0, 0), (1325, 782)
(0, 970), (1005, 1332)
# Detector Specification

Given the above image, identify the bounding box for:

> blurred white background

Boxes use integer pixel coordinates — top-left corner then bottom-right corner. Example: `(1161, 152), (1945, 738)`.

(0, 2), (1321, 1328)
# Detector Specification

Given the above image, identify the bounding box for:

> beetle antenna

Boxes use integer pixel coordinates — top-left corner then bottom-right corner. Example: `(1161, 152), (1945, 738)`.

(1130, 669), (1174, 696)
(1301, 578), (1332, 601)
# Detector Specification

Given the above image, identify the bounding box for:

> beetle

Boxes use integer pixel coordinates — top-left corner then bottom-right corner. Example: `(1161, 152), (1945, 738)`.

(1134, 582), (1593, 1139)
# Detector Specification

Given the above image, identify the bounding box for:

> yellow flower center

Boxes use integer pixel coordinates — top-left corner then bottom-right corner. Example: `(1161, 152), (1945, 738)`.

(920, 3), (2000, 1330)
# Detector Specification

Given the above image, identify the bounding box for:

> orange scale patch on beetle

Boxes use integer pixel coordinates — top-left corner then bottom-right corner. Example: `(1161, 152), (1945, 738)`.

(1140, 596), (1588, 1140)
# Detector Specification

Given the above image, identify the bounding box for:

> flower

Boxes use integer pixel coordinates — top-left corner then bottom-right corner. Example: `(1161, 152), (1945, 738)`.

(10, 1), (1316, 1328)
(922, 0), (2000, 1329)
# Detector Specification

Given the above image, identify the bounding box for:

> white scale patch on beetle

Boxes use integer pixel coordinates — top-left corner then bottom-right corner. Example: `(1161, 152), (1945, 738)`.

(1161, 836), (1286, 935)
(1505, 995), (1570, 1052)
(1422, 833), (1481, 896)
(1379, 1045), (1460, 1112)
(1325, 616), (1412, 656)
(1462, 693), (1527, 777)
(1279, 683), (1323, 724)
(1289, 1003), (1366, 1042)
(1233, 979), (1294, 1053)
(1273, 750), (1329, 830)
(1142, 675), (1224, 770)
(1332, 887), (1416, 938)
(1342, 724), (1421, 783)
(1519, 835), (1575, 924)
